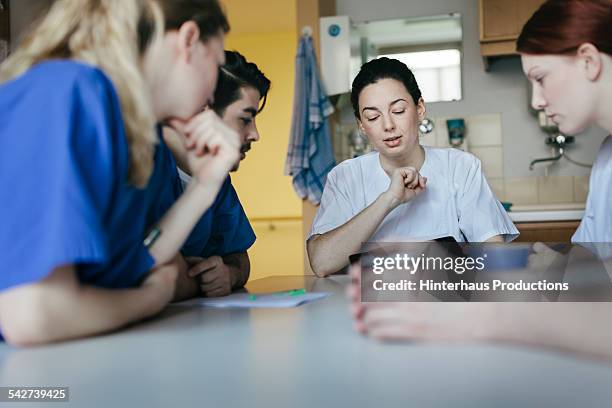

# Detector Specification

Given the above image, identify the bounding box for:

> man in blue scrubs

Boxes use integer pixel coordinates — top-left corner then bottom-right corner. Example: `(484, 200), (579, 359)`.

(161, 51), (271, 297)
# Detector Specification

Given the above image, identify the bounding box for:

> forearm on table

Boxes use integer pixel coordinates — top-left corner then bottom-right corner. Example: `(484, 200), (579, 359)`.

(223, 252), (251, 289)
(172, 254), (200, 302)
(0, 266), (160, 346)
(148, 181), (217, 266)
(307, 192), (399, 277)
(492, 303), (612, 360)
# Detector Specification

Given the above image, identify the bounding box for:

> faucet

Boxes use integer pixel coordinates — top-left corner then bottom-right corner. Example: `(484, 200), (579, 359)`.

(529, 134), (574, 170)
(529, 149), (564, 170)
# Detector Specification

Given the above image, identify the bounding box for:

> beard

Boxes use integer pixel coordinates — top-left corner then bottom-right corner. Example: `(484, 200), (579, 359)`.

(231, 142), (252, 172)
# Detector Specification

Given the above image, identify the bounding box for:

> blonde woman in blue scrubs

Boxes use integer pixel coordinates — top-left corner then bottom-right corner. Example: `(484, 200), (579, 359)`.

(0, 0), (240, 346)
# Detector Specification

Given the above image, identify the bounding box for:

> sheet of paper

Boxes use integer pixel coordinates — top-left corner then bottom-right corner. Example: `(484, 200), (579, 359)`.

(174, 292), (331, 308)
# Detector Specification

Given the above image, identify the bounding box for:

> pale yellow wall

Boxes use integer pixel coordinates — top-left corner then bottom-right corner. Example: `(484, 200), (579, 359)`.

(225, 31), (305, 279)
(226, 32), (302, 219)
(249, 220), (304, 278)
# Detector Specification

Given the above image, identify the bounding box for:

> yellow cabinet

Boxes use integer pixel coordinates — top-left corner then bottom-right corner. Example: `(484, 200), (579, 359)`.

(248, 219), (304, 280)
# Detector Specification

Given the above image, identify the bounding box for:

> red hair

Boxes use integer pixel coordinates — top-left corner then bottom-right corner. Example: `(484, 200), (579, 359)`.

(517, 0), (612, 55)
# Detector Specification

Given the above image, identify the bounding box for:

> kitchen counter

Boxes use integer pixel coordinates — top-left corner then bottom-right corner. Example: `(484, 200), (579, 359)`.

(508, 203), (585, 223)
(509, 210), (584, 223)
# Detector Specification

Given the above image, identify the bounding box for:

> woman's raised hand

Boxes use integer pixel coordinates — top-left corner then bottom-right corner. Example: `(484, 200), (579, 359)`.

(169, 110), (241, 187)
(385, 166), (427, 206)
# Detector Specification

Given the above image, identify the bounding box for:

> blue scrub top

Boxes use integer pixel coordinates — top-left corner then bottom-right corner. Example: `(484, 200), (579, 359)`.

(146, 133), (256, 259)
(144, 127), (184, 230)
(0, 60), (166, 292)
(182, 176), (256, 258)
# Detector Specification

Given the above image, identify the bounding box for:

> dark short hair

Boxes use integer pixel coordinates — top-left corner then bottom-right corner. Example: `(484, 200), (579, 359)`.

(350, 57), (422, 119)
(211, 51), (271, 116)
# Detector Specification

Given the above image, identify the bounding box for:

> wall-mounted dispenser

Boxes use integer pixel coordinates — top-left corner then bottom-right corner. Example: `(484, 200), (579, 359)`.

(320, 16), (360, 96)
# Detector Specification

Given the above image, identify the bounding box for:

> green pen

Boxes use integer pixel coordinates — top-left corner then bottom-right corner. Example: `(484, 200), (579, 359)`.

(248, 288), (307, 300)
(271, 288), (307, 296)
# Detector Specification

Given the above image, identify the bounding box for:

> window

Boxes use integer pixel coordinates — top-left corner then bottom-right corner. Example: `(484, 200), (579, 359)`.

(378, 49), (462, 103)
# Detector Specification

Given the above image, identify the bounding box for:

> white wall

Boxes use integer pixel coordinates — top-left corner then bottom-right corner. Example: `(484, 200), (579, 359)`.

(336, 0), (607, 178)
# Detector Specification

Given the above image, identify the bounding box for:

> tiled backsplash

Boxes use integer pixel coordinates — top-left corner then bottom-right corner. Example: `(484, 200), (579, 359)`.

(423, 113), (589, 206)
(332, 112), (590, 206)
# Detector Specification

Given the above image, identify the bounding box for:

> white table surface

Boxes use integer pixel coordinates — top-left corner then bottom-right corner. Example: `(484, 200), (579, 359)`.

(1, 275), (611, 408)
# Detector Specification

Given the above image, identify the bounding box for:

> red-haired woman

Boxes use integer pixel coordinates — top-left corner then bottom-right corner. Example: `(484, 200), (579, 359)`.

(350, 0), (612, 359)
(518, 0), (612, 254)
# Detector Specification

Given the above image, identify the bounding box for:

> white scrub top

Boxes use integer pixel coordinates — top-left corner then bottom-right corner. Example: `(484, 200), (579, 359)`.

(309, 146), (518, 242)
(572, 135), (612, 258)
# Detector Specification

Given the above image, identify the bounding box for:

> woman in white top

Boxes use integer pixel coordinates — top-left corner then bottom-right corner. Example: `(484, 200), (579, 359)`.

(351, 0), (612, 359)
(307, 57), (517, 277)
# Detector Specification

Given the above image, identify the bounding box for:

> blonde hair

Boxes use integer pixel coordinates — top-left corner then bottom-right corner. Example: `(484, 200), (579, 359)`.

(0, 0), (164, 187)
